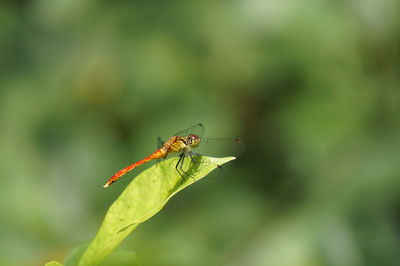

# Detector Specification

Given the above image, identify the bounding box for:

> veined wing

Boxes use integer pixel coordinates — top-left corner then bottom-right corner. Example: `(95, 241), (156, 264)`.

(174, 123), (204, 138)
(193, 138), (245, 158)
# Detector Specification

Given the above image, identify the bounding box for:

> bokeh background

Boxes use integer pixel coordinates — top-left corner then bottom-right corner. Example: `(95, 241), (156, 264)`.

(1, 1), (400, 265)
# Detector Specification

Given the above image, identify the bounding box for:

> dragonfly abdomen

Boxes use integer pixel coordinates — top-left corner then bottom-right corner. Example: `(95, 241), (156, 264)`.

(103, 148), (167, 187)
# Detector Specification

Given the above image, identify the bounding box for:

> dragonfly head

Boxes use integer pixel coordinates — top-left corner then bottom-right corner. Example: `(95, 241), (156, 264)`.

(187, 134), (201, 148)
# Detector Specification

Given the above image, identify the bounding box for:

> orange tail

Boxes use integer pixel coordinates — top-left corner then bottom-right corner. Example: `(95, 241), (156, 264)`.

(103, 148), (166, 188)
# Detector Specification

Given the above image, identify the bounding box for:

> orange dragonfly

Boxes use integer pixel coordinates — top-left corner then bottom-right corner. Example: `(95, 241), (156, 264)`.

(103, 123), (244, 187)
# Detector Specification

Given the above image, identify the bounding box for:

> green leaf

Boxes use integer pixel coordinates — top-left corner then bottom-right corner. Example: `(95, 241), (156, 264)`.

(100, 250), (140, 266)
(78, 156), (235, 266)
(45, 261), (63, 266)
(64, 243), (89, 266)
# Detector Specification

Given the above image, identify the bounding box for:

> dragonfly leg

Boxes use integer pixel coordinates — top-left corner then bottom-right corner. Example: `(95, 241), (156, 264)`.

(180, 155), (196, 181)
(189, 152), (210, 165)
(190, 151), (223, 170)
(189, 152), (202, 164)
(174, 153), (197, 182)
(190, 151), (202, 157)
(175, 153), (187, 182)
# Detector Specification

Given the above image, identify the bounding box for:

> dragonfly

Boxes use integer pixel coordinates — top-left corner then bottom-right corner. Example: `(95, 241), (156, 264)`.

(103, 123), (244, 187)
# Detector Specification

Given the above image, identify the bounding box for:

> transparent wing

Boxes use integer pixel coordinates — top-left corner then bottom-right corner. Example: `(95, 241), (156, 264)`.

(157, 137), (164, 149)
(192, 138), (245, 158)
(174, 123), (204, 137)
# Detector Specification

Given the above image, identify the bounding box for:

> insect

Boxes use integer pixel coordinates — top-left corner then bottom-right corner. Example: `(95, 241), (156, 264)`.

(103, 123), (244, 187)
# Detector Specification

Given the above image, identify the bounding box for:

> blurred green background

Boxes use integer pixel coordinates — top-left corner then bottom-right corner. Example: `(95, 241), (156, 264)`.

(1, 1), (400, 265)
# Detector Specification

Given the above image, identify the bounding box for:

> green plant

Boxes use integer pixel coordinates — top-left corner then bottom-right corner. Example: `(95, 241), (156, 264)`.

(46, 156), (235, 266)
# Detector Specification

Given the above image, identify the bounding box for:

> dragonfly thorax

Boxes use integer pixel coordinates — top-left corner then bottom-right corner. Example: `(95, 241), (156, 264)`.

(164, 134), (200, 154)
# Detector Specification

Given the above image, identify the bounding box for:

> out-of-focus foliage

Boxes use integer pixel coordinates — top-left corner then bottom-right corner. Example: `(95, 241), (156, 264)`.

(0, 1), (399, 266)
